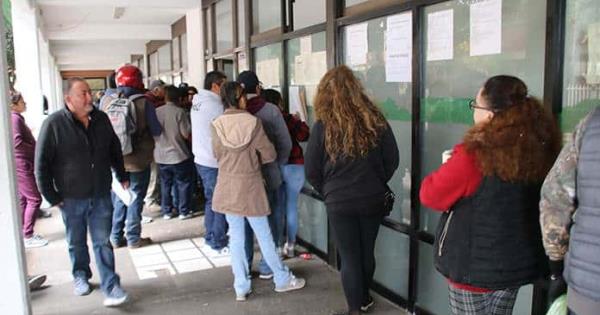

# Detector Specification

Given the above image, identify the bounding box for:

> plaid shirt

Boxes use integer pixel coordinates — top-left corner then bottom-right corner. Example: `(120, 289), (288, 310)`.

(282, 111), (310, 164)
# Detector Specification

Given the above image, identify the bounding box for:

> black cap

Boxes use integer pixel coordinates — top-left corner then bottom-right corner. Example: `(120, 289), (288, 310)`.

(237, 71), (261, 93)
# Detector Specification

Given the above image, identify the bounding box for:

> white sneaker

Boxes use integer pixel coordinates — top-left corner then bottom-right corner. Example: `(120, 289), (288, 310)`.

(217, 246), (230, 256)
(24, 234), (48, 248)
(141, 216), (153, 224)
(283, 242), (295, 257)
(235, 289), (252, 302)
(103, 285), (128, 307)
(274, 275), (306, 293)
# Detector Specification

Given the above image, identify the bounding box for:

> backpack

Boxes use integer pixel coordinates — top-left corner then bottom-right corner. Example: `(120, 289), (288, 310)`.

(102, 93), (144, 155)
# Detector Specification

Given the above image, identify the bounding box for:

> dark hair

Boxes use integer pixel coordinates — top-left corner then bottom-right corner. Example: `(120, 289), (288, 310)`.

(481, 75), (529, 112)
(188, 86), (198, 95)
(464, 75), (562, 182)
(262, 89), (282, 108)
(65, 77), (88, 94)
(9, 90), (22, 105)
(164, 85), (181, 103)
(220, 82), (244, 109)
(204, 71), (227, 90)
(108, 72), (117, 89)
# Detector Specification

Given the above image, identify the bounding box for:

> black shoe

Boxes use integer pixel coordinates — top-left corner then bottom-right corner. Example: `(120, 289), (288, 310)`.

(37, 209), (52, 218)
(111, 238), (126, 248)
(360, 296), (374, 312)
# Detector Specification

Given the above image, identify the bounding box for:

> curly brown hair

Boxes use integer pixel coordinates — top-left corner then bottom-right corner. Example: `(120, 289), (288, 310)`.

(314, 65), (388, 161)
(464, 76), (561, 182)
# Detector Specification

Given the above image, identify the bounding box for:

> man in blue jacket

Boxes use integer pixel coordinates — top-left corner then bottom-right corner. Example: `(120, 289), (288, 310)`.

(35, 78), (129, 307)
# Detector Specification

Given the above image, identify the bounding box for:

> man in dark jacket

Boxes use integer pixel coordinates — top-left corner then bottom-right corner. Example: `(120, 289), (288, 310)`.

(35, 78), (129, 307)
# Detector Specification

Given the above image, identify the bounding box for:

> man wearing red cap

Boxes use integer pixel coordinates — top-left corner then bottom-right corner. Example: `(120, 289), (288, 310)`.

(101, 64), (162, 249)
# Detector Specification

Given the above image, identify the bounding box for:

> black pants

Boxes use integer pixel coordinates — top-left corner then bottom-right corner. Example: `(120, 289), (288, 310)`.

(328, 211), (383, 311)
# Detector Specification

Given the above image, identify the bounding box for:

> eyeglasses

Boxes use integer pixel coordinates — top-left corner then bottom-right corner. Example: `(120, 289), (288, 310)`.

(468, 99), (495, 112)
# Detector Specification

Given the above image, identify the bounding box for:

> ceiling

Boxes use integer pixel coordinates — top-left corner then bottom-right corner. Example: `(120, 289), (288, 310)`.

(36, 0), (200, 71)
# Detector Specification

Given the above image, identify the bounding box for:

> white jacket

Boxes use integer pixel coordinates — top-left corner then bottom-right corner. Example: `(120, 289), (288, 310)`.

(191, 89), (224, 168)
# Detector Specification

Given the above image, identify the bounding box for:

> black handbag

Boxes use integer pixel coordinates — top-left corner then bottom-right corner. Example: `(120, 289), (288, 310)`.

(383, 185), (395, 216)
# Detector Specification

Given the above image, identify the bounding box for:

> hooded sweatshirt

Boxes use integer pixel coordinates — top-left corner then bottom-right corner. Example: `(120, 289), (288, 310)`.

(210, 109), (276, 217)
(246, 95), (292, 190)
(191, 89), (224, 168)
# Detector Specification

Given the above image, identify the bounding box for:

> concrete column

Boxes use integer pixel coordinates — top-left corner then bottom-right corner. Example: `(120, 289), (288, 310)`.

(0, 7), (32, 315)
(11, 0), (44, 135)
(185, 7), (205, 89)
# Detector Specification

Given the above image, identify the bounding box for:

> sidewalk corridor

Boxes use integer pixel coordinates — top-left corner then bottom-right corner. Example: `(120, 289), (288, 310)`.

(26, 207), (406, 315)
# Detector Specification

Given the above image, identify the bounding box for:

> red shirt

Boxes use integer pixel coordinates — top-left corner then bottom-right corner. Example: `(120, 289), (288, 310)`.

(420, 143), (491, 293)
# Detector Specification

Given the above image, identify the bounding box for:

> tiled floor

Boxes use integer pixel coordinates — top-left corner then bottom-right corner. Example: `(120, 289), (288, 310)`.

(129, 238), (230, 280)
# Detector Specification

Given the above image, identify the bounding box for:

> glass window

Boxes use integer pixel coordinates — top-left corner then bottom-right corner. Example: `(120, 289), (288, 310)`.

(372, 226), (410, 298)
(345, 0), (369, 7)
(287, 32), (327, 126)
(173, 37), (181, 70)
(139, 57), (146, 76)
(252, 0), (281, 34)
(181, 34), (188, 70)
(420, 0), (547, 233)
(149, 52), (158, 77)
(216, 0), (234, 51)
(293, 0), (326, 30)
(297, 194), (328, 252)
(342, 12), (413, 225)
(237, 0), (246, 46)
(561, 0), (600, 136)
(158, 43), (172, 73)
(254, 43), (283, 90)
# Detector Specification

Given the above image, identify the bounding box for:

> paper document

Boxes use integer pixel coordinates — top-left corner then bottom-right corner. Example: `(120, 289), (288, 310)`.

(385, 13), (413, 82)
(256, 59), (280, 87)
(289, 86), (308, 122)
(346, 23), (369, 66)
(112, 176), (136, 207)
(300, 36), (312, 55)
(427, 9), (454, 61)
(470, 0), (502, 56)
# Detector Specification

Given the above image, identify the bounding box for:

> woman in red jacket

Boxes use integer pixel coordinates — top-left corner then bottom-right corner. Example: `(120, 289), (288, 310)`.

(420, 75), (561, 315)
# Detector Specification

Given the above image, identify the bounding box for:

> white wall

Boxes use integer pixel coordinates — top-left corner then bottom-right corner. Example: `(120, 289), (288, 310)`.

(0, 3), (32, 315)
(185, 7), (205, 90)
(11, 0), (44, 135)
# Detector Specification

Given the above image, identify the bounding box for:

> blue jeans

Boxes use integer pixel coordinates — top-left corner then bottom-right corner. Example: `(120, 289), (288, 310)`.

(111, 167), (150, 245)
(159, 159), (194, 216)
(226, 214), (291, 295)
(279, 164), (305, 244)
(196, 164), (228, 250)
(257, 187), (282, 275)
(60, 195), (120, 295)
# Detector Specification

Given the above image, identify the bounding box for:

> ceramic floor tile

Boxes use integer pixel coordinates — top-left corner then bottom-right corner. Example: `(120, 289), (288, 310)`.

(166, 248), (204, 261)
(135, 264), (176, 280)
(172, 258), (214, 273)
(130, 252), (169, 267)
(161, 239), (196, 251)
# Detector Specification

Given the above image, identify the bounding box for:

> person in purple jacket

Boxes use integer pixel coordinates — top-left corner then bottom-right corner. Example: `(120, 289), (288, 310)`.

(10, 90), (48, 248)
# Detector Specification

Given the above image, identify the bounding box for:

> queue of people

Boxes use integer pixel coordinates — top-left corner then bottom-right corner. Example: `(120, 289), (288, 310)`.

(7, 63), (598, 315)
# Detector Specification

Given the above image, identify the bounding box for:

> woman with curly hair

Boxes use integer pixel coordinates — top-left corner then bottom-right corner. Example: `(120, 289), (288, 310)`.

(420, 75), (562, 315)
(305, 65), (399, 315)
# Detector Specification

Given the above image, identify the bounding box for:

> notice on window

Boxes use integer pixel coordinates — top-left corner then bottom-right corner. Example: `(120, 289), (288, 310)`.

(300, 36), (312, 55)
(587, 23), (600, 84)
(427, 9), (454, 61)
(289, 86), (308, 122)
(346, 23), (369, 66)
(256, 59), (280, 87)
(470, 0), (502, 56)
(385, 13), (412, 82)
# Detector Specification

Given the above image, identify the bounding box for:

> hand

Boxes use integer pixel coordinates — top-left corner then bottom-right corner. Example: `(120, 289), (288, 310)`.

(121, 180), (130, 190)
(548, 274), (567, 302)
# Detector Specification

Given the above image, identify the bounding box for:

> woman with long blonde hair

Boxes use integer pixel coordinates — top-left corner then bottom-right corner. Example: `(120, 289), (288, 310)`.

(305, 65), (399, 315)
